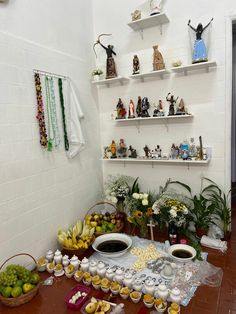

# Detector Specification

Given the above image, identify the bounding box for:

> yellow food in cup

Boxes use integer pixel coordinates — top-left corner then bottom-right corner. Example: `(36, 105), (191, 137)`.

(54, 264), (63, 271)
(101, 278), (110, 288)
(143, 294), (154, 303)
(120, 287), (130, 295)
(171, 303), (180, 311)
(130, 291), (141, 299)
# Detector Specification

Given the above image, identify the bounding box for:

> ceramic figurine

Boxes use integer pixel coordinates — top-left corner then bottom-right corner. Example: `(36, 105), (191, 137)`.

(116, 98), (126, 119)
(150, 0), (163, 15)
(131, 9), (141, 21)
(97, 261), (106, 278)
(89, 260), (97, 276)
(80, 257), (89, 272)
(114, 268), (124, 284)
(153, 100), (164, 117)
(128, 145), (137, 158)
(153, 45), (165, 71)
(117, 139), (127, 158)
(123, 273), (134, 289)
(143, 145), (151, 158)
(46, 250), (54, 262)
(166, 93), (179, 116)
(188, 18), (213, 64)
(144, 279), (155, 295)
(103, 146), (109, 159)
(169, 287), (181, 304)
(170, 143), (179, 160)
(176, 98), (187, 115)
(155, 145), (162, 158)
(70, 255), (80, 271)
(136, 96), (142, 117)
(132, 278), (143, 292)
(54, 250), (62, 264)
(133, 55), (140, 75)
(106, 267), (115, 281)
(141, 97), (150, 117)
(189, 137), (197, 157)
(110, 140), (117, 158)
(156, 283), (169, 300)
(62, 255), (70, 267)
(128, 99), (135, 118)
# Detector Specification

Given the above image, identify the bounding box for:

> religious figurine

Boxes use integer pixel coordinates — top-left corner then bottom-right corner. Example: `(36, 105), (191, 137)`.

(182, 149), (189, 160)
(153, 100), (164, 117)
(176, 98), (187, 115)
(131, 9), (141, 21)
(117, 139), (127, 158)
(133, 55), (140, 75)
(103, 146), (109, 159)
(150, 0), (163, 16)
(128, 99), (135, 118)
(136, 96), (142, 117)
(128, 145), (137, 158)
(143, 145), (151, 158)
(155, 145), (162, 158)
(94, 34), (117, 79)
(116, 98), (126, 119)
(166, 93), (179, 116)
(153, 45), (165, 71)
(188, 18), (213, 64)
(189, 137), (197, 158)
(141, 97), (150, 117)
(110, 140), (117, 158)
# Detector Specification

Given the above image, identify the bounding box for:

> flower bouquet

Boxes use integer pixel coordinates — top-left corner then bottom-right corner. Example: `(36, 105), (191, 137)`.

(92, 68), (103, 81)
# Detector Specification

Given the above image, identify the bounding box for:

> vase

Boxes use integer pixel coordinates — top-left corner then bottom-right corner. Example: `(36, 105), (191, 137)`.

(116, 198), (125, 212)
(140, 222), (149, 238)
(93, 75), (101, 81)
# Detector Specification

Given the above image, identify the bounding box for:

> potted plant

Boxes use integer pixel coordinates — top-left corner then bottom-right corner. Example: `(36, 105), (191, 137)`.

(92, 68), (103, 81)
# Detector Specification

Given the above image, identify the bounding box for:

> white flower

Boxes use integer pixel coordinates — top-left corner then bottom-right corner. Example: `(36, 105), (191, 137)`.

(183, 207), (188, 214)
(132, 193), (140, 199)
(153, 207), (160, 215)
(111, 192), (116, 197)
(170, 209), (177, 218)
(142, 199), (148, 206)
(111, 197), (118, 204)
(172, 206), (177, 211)
(143, 193), (148, 199)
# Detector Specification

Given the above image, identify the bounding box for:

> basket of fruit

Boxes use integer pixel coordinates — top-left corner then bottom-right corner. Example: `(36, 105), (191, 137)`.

(0, 253), (41, 307)
(85, 201), (126, 235)
(58, 220), (95, 258)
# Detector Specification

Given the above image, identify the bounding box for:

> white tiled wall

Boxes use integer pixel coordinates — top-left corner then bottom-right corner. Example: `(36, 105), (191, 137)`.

(0, 1), (103, 265)
(92, 0), (234, 195)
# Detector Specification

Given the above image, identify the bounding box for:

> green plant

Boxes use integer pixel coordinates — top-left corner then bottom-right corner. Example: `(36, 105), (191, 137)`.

(92, 68), (103, 76)
(191, 194), (215, 231)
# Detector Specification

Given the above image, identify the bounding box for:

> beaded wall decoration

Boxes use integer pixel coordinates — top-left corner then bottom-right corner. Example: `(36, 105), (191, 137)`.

(34, 73), (48, 147)
(58, 78), (69, 151)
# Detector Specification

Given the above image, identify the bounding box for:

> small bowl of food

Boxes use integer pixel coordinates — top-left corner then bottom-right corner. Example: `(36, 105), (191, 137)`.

(46, 261), (55, 273)
(101, 278), (110, 293)
(119, 287), (131, 300)
(37, 257), (48, 272)
(83, 277), (92, 286)
(65, 264), (75, 278)
(74, 270), (84, 282)
(168, 244), (196, 263)
(154, 298), (167, 313)
(168, 303), (181, 313)
(92, 275), (101, 290)
(110, 282), (121, 295)
(130, 291), (142, 304)
(143, 294), (154, 308)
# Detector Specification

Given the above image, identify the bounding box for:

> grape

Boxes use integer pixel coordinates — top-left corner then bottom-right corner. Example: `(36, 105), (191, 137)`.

(0, 264), (33, 290)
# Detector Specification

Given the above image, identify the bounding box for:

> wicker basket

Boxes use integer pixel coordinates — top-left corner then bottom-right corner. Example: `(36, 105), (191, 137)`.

(62, 236), (95, 258)
(86, 201), (125, 236)
(0, 253), (40, 307)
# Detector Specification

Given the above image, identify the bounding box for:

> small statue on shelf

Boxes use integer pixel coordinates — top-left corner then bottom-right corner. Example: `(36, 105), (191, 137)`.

(143, 145), (151, 158)
(155, 145), (162, 158)
(189, 137), (197, 157)
(110, 140), (117, 158)
(116, 98), (126, 119)
(153, 100), (164, 117)
(188, 18), (213, 64)
(182, 149), (189, 160)
(128, 145), (137, 158)
(128, 99), (135, 118)
(166, 93), (179, 116)
(117, 139), (127, 158)
(133, 55), (140, 75)
(141, 97), (150, 117)
(170, 144), (179, 160)
(103, 146), (109, 159)
(176, 98), (187, 115)
(136, 96), (142, 117)
(150, 0), (163, 16)
(131, 9), (141, 21)
(153, 45), (165, 71)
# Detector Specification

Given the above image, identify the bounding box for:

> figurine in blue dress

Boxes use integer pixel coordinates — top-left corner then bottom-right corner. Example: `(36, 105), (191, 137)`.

(188, 18), (213, 64)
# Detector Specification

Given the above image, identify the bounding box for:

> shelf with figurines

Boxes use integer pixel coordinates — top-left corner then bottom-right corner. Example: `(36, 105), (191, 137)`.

(102, 137), (210, 167)
(113, 94), (193, 124)
(91, 76), (130, 87)
(171, 60), (217, 75)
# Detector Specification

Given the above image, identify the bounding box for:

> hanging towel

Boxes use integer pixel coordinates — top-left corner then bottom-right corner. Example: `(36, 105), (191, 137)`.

(200, 235), (227, 253)
(67, 80), (85, 158)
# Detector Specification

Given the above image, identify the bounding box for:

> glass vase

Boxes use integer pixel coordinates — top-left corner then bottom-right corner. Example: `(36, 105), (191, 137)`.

(116, 197), (125, 212)
(139, 221), (149, 238)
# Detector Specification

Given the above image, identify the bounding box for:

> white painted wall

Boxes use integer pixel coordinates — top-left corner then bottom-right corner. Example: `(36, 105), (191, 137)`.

(92, 0), (235, 195)
(0, 0), (102, 265)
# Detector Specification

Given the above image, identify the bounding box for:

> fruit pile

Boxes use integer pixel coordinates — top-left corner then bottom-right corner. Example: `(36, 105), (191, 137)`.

(0, 264), (40, 298)
(85, 212), (125, 234)
(57, 220), (95, 249)
(85, 297), (110, 314)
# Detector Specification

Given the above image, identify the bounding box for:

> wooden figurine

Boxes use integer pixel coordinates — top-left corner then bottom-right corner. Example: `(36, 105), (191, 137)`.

(116, 98), (126, 119)
(128, 99), (135, 118)
(166, 93), (179, 116)
(153, 45), (165, 71)
(110, 140), (117, 158)
(128, 145), (137, 158)
(133, 55), (140, 74)
(136, 96), (142, 117)
(176, 98), (187, 115)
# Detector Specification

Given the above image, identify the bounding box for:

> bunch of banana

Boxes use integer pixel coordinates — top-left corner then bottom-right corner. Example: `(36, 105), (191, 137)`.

(57, 220), (95, 249)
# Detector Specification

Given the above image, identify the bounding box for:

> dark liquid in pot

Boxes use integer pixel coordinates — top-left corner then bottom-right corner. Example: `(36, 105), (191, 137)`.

(97, 240), (128, 253)
(172, 249), (193, 259)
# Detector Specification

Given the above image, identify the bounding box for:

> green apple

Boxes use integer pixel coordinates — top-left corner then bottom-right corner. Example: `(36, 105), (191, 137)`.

(23, 283), (33, 294)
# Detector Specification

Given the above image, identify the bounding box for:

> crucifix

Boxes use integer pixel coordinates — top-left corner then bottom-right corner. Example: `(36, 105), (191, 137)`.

(147, 218), (155, 241)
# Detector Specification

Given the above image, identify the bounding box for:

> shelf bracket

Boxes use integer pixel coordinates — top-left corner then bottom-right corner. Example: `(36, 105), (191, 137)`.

(136, 120), (141, 133)
(159, 24), (163, 35)
(138, 29), (144, 40)
(152, 162), (154, 168)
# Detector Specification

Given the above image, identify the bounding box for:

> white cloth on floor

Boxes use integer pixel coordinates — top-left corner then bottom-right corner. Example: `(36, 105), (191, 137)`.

(67, 80), (85, 158)
(200, 235), (227, 253)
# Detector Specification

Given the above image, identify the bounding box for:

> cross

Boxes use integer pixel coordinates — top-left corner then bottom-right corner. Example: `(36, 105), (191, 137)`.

(147, 218), (155, 241)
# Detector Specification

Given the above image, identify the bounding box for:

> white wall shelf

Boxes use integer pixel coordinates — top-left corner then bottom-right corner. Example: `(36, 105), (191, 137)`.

(127, 13), (169, 34)
(114, 114), (193, 123)
(129, 69), (169, 81)
(171, 61), (217, 75)
(92, 76), (129, 87)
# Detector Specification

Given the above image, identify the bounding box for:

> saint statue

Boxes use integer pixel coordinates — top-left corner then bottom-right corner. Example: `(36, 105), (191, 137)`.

(117, 139), (127, 158)
(136, 96), (142, 117)
(133, 55), (140, 75)
(141, 97), (150, 117)
(153, 45), (165, 71)
(110, 140), (117, 158)
(188, 18), (213, 64)
(128, 99), (135, 118)
(150, 0), (163, 16)
(116, 98), (126, 119)
(176, 98), (187, 115)
(166, 93), (179, 116)
(153, 100), (164, 117)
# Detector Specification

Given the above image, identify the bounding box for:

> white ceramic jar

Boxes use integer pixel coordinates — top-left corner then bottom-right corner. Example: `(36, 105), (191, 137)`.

(132, 279), (143, 292)
(169, 287), (181, 304)
(89, 260), (97, 276)
(123, 273), (134, 289)
(46, 250), (54, 262)
(53, 250), (62, 264)
(106, 267), (115, 281)
(80, 257), (89, 272)
(144, 279), (155, 296)
(156, 283), (169, 301)
(97, 261), (106, 278)
(114, 268), (124, 284)
(62, 255), (70, 267)
(70, 255), (80, 271)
